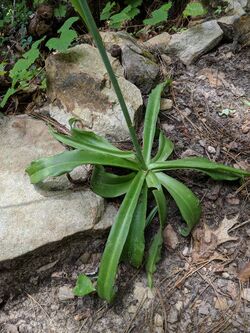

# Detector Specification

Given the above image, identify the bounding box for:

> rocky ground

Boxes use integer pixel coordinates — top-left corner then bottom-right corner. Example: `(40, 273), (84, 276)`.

(0, 1), (250, 332)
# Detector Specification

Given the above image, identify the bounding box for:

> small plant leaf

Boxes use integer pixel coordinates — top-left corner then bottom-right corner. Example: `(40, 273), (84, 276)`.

(26, 149), (139, 184)
(91, 165), (135, 198)
(143, 3), (172, 26)
(183, 2), (207, 18)
(73, 274), (96, 297)
(100, 1), (116, 20)
(109, 5), (140, 28)
(143, 82), (167, 164)
(54, 4), (67, 18)
(46, 17), (78, 52)
(146, 228), (162, 288)
(97, 171), (146, 302)
(151, 131), (174, 163)
(157, 172), (201, 236)
(149, 157), (250, 180)
(122, 183), (148, 268)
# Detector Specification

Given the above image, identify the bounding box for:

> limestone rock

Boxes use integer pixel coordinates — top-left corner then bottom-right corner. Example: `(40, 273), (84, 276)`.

(122, 43), (160, 94)
(166, 20), (223, 65)
(45, 44), (143, 142)
(0, 116), (117, 262)
(144, 32), (171, 52)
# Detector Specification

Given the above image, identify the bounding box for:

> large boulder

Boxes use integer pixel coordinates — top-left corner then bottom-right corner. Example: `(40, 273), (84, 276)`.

(45, 44), (143, 142)
(166, 20), (224, 65)
(0, 115), (117, 262)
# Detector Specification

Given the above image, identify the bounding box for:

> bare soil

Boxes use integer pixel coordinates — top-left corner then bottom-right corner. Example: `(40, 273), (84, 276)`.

(0, 45), (249, 333)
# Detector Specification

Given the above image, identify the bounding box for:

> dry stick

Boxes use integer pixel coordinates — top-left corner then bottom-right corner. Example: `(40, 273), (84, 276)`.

(26, 293), (55, 326)
(155, 287), (167, 333)
(229, 219), (250, 232)
(123, 294), (147, 333)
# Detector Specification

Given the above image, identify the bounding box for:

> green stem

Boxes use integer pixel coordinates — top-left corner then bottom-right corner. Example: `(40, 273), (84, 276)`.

(71, 0), (147, 170)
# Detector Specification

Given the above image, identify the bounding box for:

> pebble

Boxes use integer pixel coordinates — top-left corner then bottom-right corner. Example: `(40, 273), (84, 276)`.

(154, 313), (164, 327)
(207, 145), (216, 154)
(175, 301), (183, 311)
(58, 286), (75, 301)
(160, 98), (173, 111)
(222, 272), (230, 279)
(161, 54), (172, 65)
(182, 246), (189, 256)
(199, 139), (206, 148)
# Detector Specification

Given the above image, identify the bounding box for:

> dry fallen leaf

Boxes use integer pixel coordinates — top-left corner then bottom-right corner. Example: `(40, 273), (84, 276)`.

(198, 68), (226, 87)
(238, 262), (250, 282)
(192, 215), (239, 260)
(163, 224), (179, 251)
(214, 297), (229, 311)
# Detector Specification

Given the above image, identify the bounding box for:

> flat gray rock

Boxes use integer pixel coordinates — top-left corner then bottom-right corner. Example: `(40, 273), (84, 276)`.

(166, 20), (223, 65)
(45, 44), (143, 142)
(0, 116), (117, 262)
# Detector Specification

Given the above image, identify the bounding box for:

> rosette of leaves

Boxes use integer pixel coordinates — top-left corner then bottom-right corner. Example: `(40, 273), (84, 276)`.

(26, 0), (250, 303)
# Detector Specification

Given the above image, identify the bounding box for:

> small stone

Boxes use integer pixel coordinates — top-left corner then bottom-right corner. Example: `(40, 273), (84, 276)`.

(163, 224), (179, 251)
(241, 288), (250, 302)
(160, 98), (173, 111)
(184, 107), (192, 116)
(58, 286), (75, 301)
(182, 246), (189, 256)
(214, 297), (229, 310)
(242, 122), (250, 134)
(222, 272), (230, 279)
(198, 302), (210, 315)
(167, 308), (178, 323)
(5, 324), (19, 333)
(181, 149), (201, 158)
(154, 313), (164, 327)
(161, 54), (172, 65)
(128, 305), (137, 314)
(199, 139), (206, 148)
(175, 301), (183, 311)
(207, 146), (216, 154)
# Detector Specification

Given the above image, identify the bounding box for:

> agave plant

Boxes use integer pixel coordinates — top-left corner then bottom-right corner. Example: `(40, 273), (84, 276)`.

(26, 0), (250, 303)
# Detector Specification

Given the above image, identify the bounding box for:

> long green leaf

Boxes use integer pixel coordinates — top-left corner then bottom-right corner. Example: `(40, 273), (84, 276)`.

(91, 165), (135, 198)
(51, 127), (135, 159)
(151, 131), (174, 163)
(144, 171), (168, 287)
(143, 82), (167, 164)
(146, 228), (162, 288)
(122, 183), (148, 268)
(149, 158), (250, 180)
(145, 206), (158, 228)
(26, 149), (139, 184)
(157, 172), (201, 236)
(97, 171), (146, 302)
